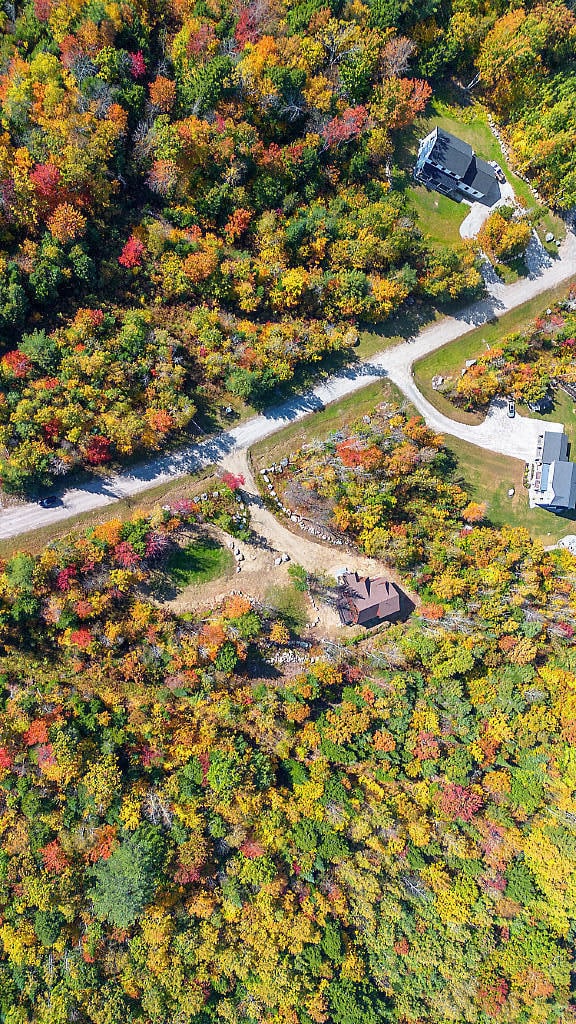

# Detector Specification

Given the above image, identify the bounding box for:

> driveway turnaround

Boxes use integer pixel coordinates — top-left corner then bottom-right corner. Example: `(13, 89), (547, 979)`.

(1, 231), (575, 541)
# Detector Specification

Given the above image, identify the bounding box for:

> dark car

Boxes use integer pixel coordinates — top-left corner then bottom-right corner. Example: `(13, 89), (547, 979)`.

(38, 495), (61, 508)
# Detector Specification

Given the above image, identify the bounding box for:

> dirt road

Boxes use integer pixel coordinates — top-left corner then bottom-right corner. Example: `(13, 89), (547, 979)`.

(167, 452), (403, 636)
(1, 229), (574, 541)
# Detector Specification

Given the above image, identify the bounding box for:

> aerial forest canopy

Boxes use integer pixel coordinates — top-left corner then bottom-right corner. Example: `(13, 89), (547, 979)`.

(0, 0), (574, 490)
(0, 462), (576, 1024)
(1, 0), (576, 1019)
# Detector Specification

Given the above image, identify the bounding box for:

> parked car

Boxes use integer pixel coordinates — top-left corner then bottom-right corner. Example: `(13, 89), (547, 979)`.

(489, 161), (506, 183)
(38, 495), (60, 508)
(507, 400), (516, 418)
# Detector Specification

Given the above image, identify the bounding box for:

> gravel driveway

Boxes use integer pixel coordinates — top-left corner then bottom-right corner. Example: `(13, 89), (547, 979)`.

(1, 230), (575, 541)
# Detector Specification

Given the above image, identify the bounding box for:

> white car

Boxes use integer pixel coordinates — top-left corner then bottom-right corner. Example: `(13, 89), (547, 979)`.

(507, 400), (516, 418)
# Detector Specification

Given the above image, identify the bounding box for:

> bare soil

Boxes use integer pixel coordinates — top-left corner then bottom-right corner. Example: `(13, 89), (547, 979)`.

(168, 451), (417, 640)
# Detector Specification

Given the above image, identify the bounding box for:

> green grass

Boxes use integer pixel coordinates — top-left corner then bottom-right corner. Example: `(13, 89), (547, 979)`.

(400, 91), (564, 245)
(251, 362), (575, 545)
(250, 380), (409, 469)
(264, 583), (309, 630)
(495, 258), (526, 285)
(521, 388), (576, 450)
(165, 536), (233, 587)
(408, 95), (532, 201)
(408, 185), (467, 250)
(446, 436), (576, 544)
(413, 280), (575, 422)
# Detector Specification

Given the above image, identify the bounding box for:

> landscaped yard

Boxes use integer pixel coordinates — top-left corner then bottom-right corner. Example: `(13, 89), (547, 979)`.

(413, 280), (575, 422)
(166, 536), (233, 588)
(409, 185), (468, 251)
(445, 437), (576, 545)
(250, 370), (575, 545)
(399, 91), (566, 248)
(522, 387), (576, 450)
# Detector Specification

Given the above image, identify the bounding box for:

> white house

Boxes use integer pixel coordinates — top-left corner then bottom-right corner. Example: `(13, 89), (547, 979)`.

(529, 430), (576, 510)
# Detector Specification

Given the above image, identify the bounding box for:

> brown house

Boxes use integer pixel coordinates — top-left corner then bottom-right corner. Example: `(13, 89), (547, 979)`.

(338, 571), (401, 626)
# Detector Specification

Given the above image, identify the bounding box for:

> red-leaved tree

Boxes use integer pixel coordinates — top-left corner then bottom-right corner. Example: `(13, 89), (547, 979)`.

(84, 436), (111, 465)
(118, 236), (145, 268)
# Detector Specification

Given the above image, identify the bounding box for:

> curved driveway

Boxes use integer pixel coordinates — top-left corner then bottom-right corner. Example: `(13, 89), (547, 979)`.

(1, 231), (575, 541)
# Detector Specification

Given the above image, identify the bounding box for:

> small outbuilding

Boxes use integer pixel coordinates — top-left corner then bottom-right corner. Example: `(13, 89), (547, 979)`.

(338, 571), (401, 627)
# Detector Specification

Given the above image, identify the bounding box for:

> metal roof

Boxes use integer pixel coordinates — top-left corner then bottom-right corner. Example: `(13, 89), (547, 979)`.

(549, 461), (576, 507)
(541, 430), (567, 464)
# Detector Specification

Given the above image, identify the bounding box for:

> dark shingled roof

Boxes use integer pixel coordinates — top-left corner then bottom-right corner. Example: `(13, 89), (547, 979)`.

(422, 128), (500, 204)
(428, 128), (474, 178)
(461, 155), (500, 205)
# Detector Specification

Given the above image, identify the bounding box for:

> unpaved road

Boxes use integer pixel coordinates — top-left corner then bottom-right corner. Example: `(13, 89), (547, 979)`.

(1, 230), (575, 541)
(223, 451), (398, 581)
(167, 452), (411, 636)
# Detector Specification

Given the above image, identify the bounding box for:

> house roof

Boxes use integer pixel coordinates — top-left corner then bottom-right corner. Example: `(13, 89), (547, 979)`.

(461, 155), (500, 205)
(530, 430), (576, 509)
(548, 461), (576, 508)
(429, 128), (474, 178)
(422, 128), (500, 202)
(418, 166), (462, 197)
(541, 430), (567, 464)
(339, 572), (401, 625)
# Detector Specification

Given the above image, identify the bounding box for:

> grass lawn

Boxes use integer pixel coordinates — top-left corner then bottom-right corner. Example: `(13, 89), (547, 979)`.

(446, 437), (576, 544)
(166, 536), (233, 588)
(408, 185), (468, 250)
(264, 583), (309, 630)
(400, 90), (565, 246)
(521, 388), (576, 450)
(413, 280), (575, 420)
(250, 380), (409, 470)
(251, 367), (575, 544)
(402, 93), (530, 200)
